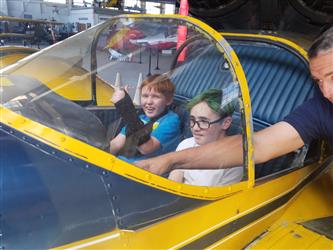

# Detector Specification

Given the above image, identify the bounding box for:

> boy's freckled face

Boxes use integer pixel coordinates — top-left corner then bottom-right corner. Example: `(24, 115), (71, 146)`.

(140, 86), (171, 118)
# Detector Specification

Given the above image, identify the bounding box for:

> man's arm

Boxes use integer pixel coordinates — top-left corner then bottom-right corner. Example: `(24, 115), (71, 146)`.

(253, 121), (304, 163)
(135, 121), (304, 175)
(135, 134), (243, 175)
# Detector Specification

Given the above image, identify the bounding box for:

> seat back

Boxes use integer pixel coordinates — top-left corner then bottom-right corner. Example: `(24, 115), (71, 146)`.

(233, 43), (314, 124)
(171, 42), (314, 124)
(170, 41), (315, 178)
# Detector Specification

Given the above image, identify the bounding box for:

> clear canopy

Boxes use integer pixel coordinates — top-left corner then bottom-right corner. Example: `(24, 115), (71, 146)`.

(1, 16), (246, 186)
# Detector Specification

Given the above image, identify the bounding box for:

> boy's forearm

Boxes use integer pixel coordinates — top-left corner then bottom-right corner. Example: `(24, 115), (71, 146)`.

(110, 141), (121, 155)
(114, 92), (144, 135)
(109, 134), (126, 155)
(137, 137), (158, 155)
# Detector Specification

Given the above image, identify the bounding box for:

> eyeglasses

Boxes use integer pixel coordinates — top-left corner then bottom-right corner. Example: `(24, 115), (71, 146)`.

(189, 116), (224, 129)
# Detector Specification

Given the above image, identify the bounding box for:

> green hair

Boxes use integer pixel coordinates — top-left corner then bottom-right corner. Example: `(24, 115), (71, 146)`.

(187, 88), (234, 117)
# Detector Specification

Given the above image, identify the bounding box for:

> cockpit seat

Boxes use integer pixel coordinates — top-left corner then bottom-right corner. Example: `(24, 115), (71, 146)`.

(170, 40), (315, 178)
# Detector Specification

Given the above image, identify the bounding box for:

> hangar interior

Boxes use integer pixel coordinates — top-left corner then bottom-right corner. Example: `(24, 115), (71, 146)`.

(0, 0), (332, 46)
(1, 2), (333, 249)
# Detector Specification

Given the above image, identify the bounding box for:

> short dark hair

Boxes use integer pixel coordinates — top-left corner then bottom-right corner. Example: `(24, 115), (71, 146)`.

(308, 26), (333, 59)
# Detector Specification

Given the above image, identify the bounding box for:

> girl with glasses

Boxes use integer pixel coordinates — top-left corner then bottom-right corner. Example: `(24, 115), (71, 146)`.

(168, 89), (243, 186)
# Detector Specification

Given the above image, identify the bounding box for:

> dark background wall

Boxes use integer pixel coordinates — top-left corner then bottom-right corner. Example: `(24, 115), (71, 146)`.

(183, 0), (332, 39)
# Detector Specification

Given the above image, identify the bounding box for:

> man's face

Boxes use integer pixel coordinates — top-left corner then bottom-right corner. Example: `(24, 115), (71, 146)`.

(140, 86), (171, 118)
(309, 49), (333, 104)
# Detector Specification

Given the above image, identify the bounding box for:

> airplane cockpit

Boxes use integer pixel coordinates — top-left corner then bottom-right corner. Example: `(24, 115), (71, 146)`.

(2, 15), (248, 184)
(1, 15), (331, 249)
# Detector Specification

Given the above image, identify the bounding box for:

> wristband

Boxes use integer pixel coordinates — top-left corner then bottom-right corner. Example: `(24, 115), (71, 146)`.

(114, 91), (144, 135)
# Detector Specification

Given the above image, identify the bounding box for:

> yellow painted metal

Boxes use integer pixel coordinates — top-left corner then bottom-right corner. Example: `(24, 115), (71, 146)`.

(0, 46), (38, 54)
(95, 77), (115, 106)
(0, 76), (12, 86)
(221, 32), (309, 59)
(2, 16), (328, 249)
(55, 163), (325, 249)
(0, 15), (318, 201)
(105, 0), (119, 8)
(249, 222), (332, 249)
(0, 46), (38, 68)
(105, 28), (131, 49)
(212, 207), (285, 249)
(2, 60), (114, 105)
(1, 105), (246, 200)
(281, 167), (333, 222)
(228, 48), (255, 187)
(0, 47), (36, 86)
(0, 15), (255, 199)
(248, 166), (333, 249)
(0, 46), (115, 105)
(4, 57), (112, 104)
(8, 57), (93, 100)
(0, 53), (32, 68)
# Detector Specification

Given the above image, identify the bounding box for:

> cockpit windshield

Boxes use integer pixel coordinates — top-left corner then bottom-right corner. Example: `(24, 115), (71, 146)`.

(1, 16), (247, 187)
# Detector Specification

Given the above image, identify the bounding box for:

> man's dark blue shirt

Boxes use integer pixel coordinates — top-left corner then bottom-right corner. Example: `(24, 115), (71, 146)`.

(284, 95), (333, 149)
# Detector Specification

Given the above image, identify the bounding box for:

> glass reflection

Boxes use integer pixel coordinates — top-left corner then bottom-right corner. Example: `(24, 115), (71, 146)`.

(1, 16), (246, 187)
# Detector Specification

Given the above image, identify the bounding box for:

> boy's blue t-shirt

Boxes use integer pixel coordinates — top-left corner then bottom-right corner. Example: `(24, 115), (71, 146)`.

(119, 110), (181, 163)
(284, 95), (333, 149)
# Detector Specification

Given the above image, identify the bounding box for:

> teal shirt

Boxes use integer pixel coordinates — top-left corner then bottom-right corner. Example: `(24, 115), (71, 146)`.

(119, 110), (181, 163)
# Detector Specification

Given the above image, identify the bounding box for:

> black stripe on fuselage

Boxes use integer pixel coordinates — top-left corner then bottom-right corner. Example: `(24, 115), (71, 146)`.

(180, 157), (333, 249)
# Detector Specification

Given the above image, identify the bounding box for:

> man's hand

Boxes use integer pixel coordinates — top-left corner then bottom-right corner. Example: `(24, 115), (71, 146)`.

(135, 154), (174, 175)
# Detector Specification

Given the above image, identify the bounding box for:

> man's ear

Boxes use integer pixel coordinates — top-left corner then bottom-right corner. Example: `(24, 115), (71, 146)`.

(222, 116), (232, 130)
